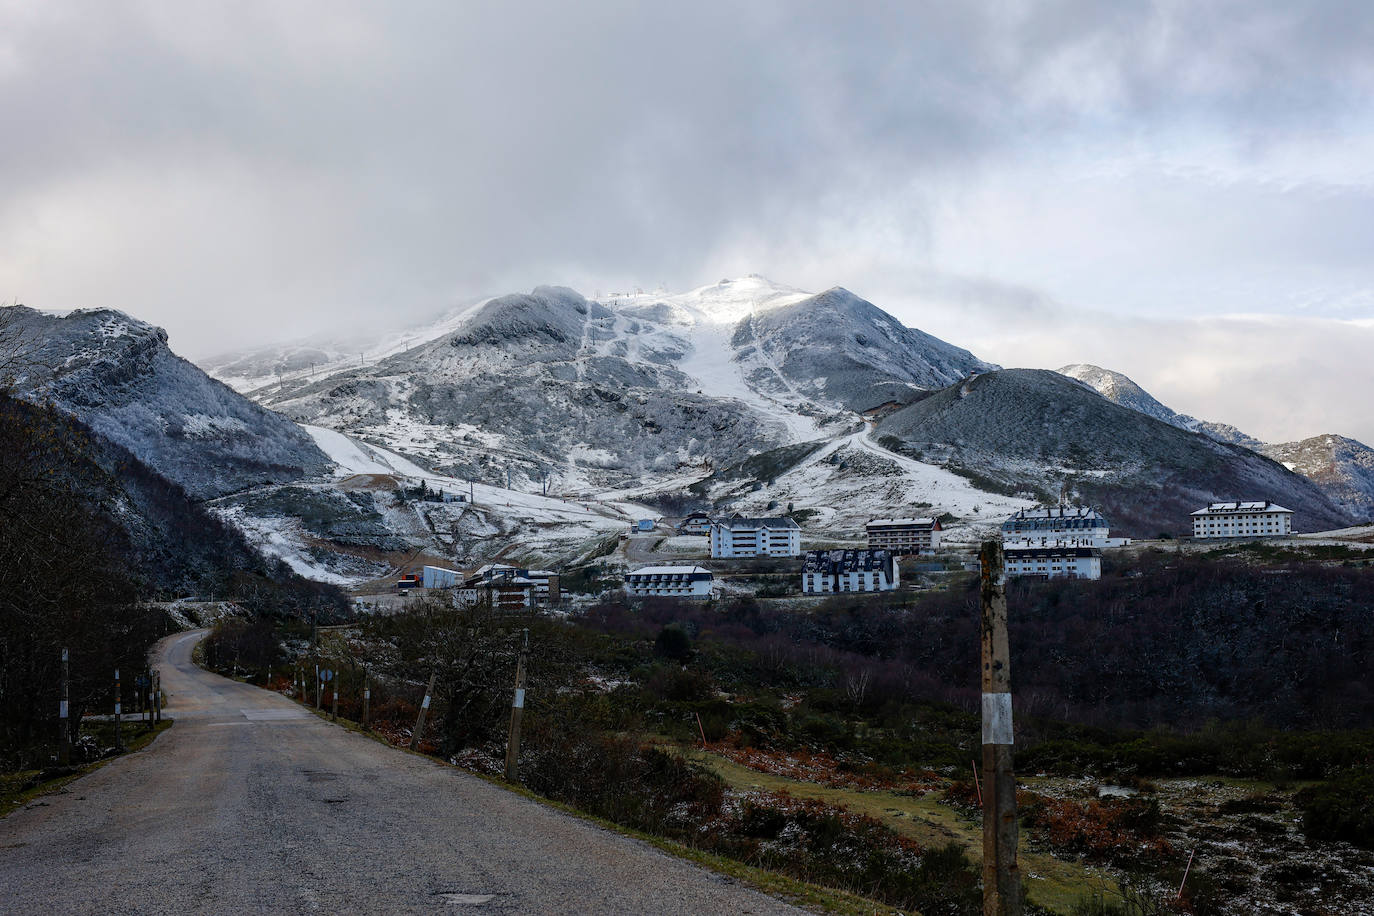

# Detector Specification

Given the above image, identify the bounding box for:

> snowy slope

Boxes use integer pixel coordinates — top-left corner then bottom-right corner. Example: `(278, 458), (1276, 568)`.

(1261, 434), (1374, 522)
(218, 277), (990, 496)
(1058, 364), (1264, 449)
(7, 306), (329, 499)
(189, 277), (1028, 577)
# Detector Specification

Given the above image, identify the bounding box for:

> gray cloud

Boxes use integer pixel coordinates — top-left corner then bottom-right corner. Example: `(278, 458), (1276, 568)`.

(1, 1), (1370, 440)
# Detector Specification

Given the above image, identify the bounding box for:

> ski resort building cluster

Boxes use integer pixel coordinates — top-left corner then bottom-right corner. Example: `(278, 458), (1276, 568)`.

(1000, 506), (1117, 580)
(398, 564), (561, 610)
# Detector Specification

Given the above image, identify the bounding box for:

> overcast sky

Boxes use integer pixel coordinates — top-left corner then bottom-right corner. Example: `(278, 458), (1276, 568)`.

(2, 1), (1372, 444)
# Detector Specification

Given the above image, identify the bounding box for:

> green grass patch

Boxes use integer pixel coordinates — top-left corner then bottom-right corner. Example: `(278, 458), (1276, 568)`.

(695, 749), (1114, 915)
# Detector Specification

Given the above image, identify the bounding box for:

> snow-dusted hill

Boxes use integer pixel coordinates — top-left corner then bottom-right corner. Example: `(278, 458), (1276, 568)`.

(1058, 364), (1264, 449)
(1261, 435), (1374, 522)
(6, 306), (329, 499)
(231, 277), (993, 494)
(191, 280), (1368, 576)
(1057, 363), (1373, 517)
(876, 369), (1353, 535)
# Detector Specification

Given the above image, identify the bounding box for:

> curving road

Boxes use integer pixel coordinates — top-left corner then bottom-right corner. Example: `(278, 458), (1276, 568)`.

(0, 631), (804, 915)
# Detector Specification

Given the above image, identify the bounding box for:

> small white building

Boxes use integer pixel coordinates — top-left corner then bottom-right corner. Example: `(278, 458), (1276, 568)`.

(624, 565), (714, 598)
(678, 512), (711, 535)
(802, 549), (899, 594)
(865, 517), (941, 555)
(1004, 545), (1102, 580)
(710, 515), (801, 558)
(421, 565), (461, 589)
(1191, 501), (1293, 539)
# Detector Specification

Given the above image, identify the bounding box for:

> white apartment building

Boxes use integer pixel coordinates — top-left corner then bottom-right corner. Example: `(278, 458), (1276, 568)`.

(1004, 545), (1102, 580)
(1191, 501), (1293, 539)
(1002, 506), (1110, 542)
(709, 515), (801, 558)
(865, 517), (941, 555)
(802, 549), (899, 594)
(624, 565), (714, 598)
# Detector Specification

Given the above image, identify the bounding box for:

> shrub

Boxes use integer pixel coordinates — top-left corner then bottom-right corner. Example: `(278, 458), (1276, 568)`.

(1295, 771), (1374, 848)
(653, 625), (692, 661)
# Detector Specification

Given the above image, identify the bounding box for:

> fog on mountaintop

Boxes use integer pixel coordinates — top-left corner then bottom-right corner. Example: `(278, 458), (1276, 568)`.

(1, 3), (1371, 442)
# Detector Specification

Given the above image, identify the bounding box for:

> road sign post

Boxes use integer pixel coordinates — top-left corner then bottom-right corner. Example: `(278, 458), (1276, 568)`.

(320, 668), (335, 720)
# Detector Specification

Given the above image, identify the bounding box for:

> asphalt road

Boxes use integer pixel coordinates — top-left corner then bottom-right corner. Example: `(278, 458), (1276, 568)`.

(0, 630), (805, 915)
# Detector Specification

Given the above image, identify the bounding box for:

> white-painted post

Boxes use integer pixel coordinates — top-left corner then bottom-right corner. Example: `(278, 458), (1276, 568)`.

(362, 671), (371, 730)
(505, 629), (530, 782)
(114, 668), (124, 751)
(58, 648), (70, 765)
(980, 540), (1022, 916)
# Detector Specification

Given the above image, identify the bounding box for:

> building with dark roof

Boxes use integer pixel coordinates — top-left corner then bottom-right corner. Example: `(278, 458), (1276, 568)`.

(678, 512), (711, 535)
(802, 548), (899, 594)
(624, 565), (714, 598)
(1001, 506), (1109, 540)
(1003, 545), (1101, 580)
(865, 517), (941, 555)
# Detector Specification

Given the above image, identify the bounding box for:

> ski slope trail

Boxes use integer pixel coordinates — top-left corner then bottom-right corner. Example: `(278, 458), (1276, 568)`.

(0, 631), (805, 916)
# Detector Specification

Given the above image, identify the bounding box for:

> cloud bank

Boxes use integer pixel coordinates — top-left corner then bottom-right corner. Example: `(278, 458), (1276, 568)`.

(0, 1), (1370, 442)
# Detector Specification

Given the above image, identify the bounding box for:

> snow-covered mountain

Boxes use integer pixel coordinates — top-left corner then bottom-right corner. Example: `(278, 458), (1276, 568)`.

(199, 278), (1362, 558)
(1057, 364), (1264, 449)
(1260, 435), (1374, 522)
(12, 282), (1362, 590)
(874, 369), (1353, 535)
(237, 277), (994, 494)
(6, 306), (329, 499)
(1057, 363), (1374, 518)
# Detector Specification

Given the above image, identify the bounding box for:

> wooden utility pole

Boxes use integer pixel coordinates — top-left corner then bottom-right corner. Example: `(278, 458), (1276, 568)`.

(114, 668), (124, 751)
(58, 648), (70, 765)
(362, 670), (371, 730)
(331, 681), (338, 721)
(154, 670), (162, 724)
(504, 629), (530, 782)
(410, 672), (437, 751)
(979, 541), (1022, 915)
